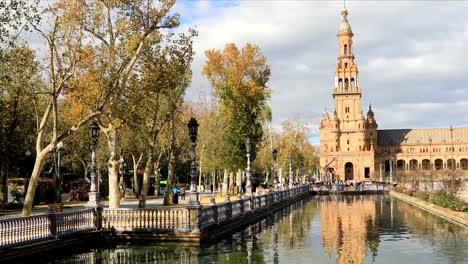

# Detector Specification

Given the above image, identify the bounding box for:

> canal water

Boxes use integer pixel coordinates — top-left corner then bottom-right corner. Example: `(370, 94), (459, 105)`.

(44, 195), (467, 264)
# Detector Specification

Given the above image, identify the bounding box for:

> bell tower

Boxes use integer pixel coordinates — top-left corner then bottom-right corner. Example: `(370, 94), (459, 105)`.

(320, 8), (376, 182)
(333, 8), (362, 130)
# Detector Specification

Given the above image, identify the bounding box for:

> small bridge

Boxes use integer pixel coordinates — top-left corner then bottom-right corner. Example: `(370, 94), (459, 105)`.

(310, 182), (392, 194)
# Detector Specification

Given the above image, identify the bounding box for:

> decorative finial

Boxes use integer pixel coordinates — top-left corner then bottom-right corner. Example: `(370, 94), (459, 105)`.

(341, 8), (349, 21)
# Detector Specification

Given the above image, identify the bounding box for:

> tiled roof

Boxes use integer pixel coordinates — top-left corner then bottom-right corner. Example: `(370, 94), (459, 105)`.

(377, 127), (468, 145)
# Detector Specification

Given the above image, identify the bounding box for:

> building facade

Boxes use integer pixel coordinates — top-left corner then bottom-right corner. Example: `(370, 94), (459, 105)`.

(319, 8), (468, 182)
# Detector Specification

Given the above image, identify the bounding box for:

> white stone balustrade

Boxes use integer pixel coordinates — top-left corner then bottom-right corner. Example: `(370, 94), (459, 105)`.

(0, 185), (310, 249)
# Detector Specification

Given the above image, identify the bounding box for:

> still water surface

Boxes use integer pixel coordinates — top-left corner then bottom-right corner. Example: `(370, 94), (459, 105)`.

(47, 195), (467, 264)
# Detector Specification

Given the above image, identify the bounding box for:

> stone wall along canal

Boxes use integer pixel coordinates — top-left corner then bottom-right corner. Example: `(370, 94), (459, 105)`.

(39, 195), (468, 263)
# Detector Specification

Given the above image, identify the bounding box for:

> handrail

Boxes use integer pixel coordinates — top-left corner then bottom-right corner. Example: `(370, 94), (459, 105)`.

(0, 208), (95, 249)
(0, 185), (310, 248)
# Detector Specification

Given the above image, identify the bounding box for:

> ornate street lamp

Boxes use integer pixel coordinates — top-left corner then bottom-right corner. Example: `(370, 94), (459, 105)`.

(245, 138), (252, 195)
(288, 155), (293, 189)
(272, 148), (278, 189)
(88, 121), (101, 207)
(187, 117), (200, 204)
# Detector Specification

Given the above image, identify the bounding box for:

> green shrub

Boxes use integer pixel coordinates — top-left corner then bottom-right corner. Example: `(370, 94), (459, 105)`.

(394, 186), (468, 212)
(415, 191), (430, 201)
(431, 190), (468, 212)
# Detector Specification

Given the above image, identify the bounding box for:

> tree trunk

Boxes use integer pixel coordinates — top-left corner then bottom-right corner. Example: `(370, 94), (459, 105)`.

(229, 171), (234, 195)
(22, 150), (51, 216)
(138, 156), (152, 208)
(108, 158), (120, 208)
(163, 151), (176, 205)
(212, 170), (216, 194)
(133, 169), (140, 198)
(222, 168), (228, 197)
(106, 128), (121, 209)
(0, 161), (8, 211)
(153, 152), (163, 197)
(132, 153), (142, 198)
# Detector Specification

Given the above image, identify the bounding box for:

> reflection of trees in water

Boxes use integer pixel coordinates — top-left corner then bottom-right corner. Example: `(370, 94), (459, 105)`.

(257, 198), (316, 260)
(392, 198), (468, 263)
(319, 195), (379, 264)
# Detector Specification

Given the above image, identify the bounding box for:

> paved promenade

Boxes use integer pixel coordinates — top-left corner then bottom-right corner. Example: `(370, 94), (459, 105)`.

(0, 192), (219, 219)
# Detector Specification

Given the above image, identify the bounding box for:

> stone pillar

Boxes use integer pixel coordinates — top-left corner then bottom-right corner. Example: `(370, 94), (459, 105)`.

(210, 197), (218, 224)
(187, 203), (202, 232)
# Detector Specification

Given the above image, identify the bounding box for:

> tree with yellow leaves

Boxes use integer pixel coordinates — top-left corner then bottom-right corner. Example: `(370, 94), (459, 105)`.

(202, 43), (271, 174)
(21, 0), (180, 215)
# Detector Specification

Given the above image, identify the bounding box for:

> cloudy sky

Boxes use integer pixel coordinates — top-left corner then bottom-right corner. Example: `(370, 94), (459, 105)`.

(172, 0), (468, 144)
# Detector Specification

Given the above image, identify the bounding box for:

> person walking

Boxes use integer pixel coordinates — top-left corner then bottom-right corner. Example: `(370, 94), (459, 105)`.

(172, 186), (179, 204)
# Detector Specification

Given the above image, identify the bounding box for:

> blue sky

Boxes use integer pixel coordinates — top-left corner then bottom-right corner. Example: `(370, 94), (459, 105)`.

(172, 1), (468, 145)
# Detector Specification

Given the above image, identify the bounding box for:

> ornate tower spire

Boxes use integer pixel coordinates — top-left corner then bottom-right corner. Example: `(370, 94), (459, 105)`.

(338, 8), (353, 36)
(333, 8), (360, 122)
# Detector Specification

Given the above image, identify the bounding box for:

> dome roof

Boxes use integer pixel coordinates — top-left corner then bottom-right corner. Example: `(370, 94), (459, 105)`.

(367, 105), (374, 117)
(338, 8), (353, 34)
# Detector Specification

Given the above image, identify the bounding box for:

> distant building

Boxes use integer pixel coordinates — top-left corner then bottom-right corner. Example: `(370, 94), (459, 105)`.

(319, 8), (468, 182)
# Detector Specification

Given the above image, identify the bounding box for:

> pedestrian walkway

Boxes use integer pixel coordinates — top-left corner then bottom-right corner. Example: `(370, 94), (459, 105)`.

(0, 192), (226, 219)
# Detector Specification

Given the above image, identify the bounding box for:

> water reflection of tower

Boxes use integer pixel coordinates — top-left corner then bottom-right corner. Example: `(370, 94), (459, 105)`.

(320, 195), (377, 264)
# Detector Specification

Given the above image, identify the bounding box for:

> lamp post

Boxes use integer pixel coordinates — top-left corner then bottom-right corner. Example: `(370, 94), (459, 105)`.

(245, 138), (252, 195)
(25, 150), (32, 201)
(187, 117), (200, 205)
(55, 141), (64, 204)
(429, 137), (432, 170)
(272, 148), (278, 189)
(298, 159), (303, 185)
(87, 121), (101, 207)
(428, 137), (432, 191)
(450, 126), (455, 193)
(288, 155), (293, 189)
(389, 157), (393, 183)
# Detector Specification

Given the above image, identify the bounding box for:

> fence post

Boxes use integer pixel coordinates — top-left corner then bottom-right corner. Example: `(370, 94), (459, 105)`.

(238, 194), (244, 216)
(187, 204), (202, 232)
(95, 206), (103, 230)
(225, 195), (232, 220)
(210, 197), (218, 225)
(47, 205), (57, 238)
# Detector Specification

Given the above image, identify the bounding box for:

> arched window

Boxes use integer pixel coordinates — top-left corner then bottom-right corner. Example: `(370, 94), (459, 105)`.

(344, 78), (349, 90)
(344, 44), (348, 55)
(345, 62), (348, 68)
(351, 78), (355, 88)
(338, 79), (343, 89)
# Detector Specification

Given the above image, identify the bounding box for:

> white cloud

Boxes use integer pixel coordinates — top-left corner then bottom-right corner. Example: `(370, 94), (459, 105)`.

(170, 1), (468, 139)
